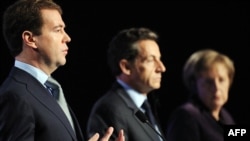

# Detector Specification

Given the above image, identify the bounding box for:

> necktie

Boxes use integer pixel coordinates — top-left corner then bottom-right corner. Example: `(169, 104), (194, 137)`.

(142, 99), (163, 141)
(44, 79), (59, 99)
(44, 77), (75, 131)
(141, 99), (157, 126)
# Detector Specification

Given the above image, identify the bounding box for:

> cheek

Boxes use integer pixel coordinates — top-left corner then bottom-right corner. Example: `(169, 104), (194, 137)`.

(198, 89), (208, 99)
(197, 83), (211, 99)
(221, 84), (230, 99)
(136, 65), (148, 77)
(197, 82), (205, 93)
(218, 80), (230, 92)
(222, 82), (230, 91)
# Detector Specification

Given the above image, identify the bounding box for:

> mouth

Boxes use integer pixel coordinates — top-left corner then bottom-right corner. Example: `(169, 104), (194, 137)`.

(63, 49), (68, 55)
(153, 78), (162, 83)
(155, 76), (162, 80)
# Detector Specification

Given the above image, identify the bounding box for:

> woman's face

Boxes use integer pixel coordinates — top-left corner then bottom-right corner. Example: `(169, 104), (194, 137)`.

(196, 63), (231, 111)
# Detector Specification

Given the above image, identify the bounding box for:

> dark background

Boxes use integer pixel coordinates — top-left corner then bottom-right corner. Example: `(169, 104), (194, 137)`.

(1, 0), (249, 135)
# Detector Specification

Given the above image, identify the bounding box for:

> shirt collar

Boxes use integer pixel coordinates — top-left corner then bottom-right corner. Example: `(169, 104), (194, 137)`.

(116, 78), (147, 108)
(15, 60), (49, 85)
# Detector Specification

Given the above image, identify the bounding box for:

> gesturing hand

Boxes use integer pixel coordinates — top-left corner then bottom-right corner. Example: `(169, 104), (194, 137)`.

(88, 127), (125, 141)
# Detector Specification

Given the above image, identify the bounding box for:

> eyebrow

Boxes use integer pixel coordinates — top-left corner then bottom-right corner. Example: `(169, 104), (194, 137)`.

(147, 54), (162, 59)
(54, 23), (65, 29)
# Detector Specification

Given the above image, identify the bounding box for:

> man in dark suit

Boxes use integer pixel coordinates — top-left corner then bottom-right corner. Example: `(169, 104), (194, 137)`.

(0, 0), (124, 141)
(86, 27), (166, 141)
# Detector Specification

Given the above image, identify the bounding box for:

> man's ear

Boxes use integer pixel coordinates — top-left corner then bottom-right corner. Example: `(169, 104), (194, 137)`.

(119, 59), (132, 75)
(22, 31), (37, 48)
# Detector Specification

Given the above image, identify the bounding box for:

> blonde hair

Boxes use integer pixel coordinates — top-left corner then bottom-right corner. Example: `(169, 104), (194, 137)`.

(183, 49), (235, 94)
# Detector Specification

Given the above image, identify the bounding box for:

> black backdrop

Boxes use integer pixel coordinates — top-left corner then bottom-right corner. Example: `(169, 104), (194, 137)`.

(1, 0), (249, 135)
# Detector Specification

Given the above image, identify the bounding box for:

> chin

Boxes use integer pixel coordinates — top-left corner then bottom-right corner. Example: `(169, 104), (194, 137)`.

(152, 85), (161, 89)
(210, 102), (224, 109)
(60, 59), (67, 65)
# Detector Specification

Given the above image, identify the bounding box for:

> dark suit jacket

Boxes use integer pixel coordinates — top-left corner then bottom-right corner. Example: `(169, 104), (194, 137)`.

(165, 98), (235, 141)
(86, 82), (164, 141)
(0, 67), (84, 141)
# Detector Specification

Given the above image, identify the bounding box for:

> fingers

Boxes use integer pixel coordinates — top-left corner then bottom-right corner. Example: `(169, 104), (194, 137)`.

(117, 129), (125, 141)
(89, 127), (125, 141)
(88, 133), (100, 141)
(100, 127), (114, 141)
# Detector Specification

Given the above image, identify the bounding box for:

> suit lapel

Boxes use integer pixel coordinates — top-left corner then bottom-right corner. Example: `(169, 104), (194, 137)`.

(113, 82), (160, 140)
(11, 67), (77, 140)
(68, 106), (84, 140)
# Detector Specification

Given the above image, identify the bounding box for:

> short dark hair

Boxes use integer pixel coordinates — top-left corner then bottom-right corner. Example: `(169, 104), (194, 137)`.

(107, 27), (159, 76)
(2, 0), (62, 57)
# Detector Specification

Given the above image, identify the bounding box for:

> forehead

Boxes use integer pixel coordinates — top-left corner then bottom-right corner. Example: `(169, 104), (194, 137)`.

(40, 9), (64, 27)
(136, 40), (161, 56)
(199, 63), (229, 78)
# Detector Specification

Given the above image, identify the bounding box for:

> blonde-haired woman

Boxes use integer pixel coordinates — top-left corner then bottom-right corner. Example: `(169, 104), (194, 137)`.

(166, 49), (235, 141)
